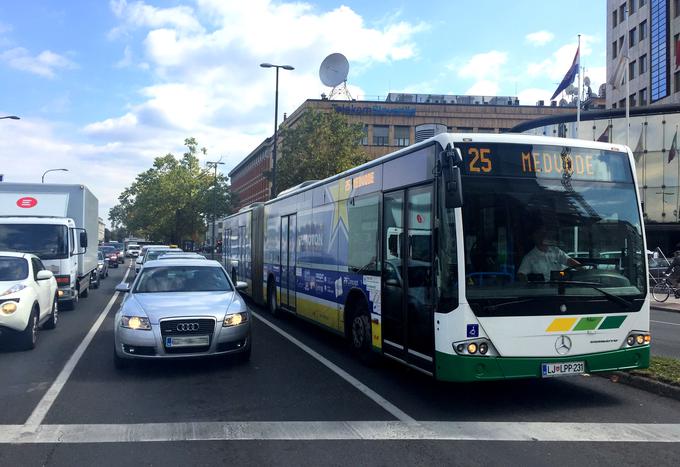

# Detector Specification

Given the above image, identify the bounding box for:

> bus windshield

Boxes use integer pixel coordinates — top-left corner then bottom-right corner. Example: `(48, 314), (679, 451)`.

(455, 144), (645, 316)
(0, 224), (70, 260)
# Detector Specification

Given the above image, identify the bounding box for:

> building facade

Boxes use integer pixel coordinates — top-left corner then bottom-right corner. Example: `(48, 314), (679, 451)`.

(606, 0), (680, 109)
(228, 96), (572, 210)
(513, 104), (680, 252)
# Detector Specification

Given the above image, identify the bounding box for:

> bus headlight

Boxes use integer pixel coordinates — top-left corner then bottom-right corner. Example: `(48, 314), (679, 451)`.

(624, 332), (650, 348)
(467, 343), (478, 354)
(453, 338), (496, 357)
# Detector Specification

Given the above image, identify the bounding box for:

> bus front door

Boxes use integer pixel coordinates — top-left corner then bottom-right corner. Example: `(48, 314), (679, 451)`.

(280, 214), (297, 311)
(382, 186), (434, 373)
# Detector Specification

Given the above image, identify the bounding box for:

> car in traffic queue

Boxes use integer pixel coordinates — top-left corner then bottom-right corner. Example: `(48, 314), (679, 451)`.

(126, 244), (141, 258)
(157, 252), (207, 260)
(113, 258), (251, 368)
(91, 250), (109, 289)
(99, 245), (119, 269)
(134, 245), (171, 274)
(0, 252), (59, 350)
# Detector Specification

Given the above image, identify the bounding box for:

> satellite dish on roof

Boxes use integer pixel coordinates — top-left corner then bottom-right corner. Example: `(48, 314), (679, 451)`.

(319, 53), (352, 100)
(319, 53), (349, 86)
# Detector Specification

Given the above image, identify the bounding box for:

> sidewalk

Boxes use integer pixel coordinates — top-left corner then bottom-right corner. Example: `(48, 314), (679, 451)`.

(650, 295), (680, 313)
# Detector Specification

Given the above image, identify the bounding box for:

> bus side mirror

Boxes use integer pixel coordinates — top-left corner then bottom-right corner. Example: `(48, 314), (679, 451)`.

(441, 146), (463, 209)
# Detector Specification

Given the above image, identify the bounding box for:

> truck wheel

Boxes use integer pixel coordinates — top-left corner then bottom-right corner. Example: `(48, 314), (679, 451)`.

(17, 307), (39, 350)
(267, 280), (280, 317)
(80, 285), (89, 298)
(43, 295), (58, 330)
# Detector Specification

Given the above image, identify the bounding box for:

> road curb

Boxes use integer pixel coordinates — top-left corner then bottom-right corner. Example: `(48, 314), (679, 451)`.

(650, 304), (680, 313)
(605, 371), (680, 402)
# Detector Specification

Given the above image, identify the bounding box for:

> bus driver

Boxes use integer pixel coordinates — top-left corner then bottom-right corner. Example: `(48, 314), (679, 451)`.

(518, 226), (580, 282)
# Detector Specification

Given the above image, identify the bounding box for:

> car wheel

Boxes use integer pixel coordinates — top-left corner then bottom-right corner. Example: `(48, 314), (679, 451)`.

(113, 346), (129, 370)
(267, 280), (280, 317)
(348, 300), (376, 364)
(18, 307), (39, 350)
(43, 295), (58, 330)
(92, 274), (99, 289)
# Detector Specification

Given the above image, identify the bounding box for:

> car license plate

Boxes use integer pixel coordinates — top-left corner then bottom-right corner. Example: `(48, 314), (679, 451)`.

(541, 361), (585, 378)
(165, 335), (210, 348)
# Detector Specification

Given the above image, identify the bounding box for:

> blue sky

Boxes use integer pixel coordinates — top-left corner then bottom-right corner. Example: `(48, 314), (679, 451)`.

(0, 1), (606, 223)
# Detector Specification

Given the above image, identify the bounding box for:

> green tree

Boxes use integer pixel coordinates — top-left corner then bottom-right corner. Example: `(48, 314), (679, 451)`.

(275, 109), (369, 195)
(109, 138), (235, 244)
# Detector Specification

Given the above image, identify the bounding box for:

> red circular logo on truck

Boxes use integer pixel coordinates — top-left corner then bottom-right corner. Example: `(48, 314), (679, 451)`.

(16, 197), (38, 208)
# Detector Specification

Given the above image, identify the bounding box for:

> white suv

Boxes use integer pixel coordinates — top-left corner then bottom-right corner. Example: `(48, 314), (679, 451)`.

(126, 244), (141, 257)
(0, 252), (58, 349)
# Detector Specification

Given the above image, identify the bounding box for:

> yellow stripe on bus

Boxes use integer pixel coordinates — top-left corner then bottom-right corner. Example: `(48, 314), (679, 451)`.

(546, 317), (577, 332)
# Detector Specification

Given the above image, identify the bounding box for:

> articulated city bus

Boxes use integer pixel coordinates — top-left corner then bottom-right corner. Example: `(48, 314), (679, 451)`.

(222, 133), (650, 381)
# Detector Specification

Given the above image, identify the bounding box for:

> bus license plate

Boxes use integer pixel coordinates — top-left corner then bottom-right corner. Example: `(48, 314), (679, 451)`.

(541, 361), (585, 378)
(165, 335), (210, 348)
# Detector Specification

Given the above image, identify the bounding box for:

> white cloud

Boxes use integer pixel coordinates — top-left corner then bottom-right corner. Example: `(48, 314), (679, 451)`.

(108, 0), (203, 39)
(517, 88), (553, 106)
(526, 31), (554, 46)
(0, 47), (76, 78)
(457, 51), (507, 80)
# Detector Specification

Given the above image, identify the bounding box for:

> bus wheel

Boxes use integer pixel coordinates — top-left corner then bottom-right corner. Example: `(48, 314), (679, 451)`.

(267, 280), (280, 317)
(348, 300), (375, 364)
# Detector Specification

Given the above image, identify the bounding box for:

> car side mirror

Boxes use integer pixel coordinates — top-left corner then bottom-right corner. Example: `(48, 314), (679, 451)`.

(115, 282), (131, 293)
(36, 270), (54, 281)
(235, 281), (248, 291)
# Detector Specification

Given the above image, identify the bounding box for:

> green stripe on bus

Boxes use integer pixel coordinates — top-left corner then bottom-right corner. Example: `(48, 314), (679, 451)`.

(573, 316), (603, 331)
(598, 315), (627, 330)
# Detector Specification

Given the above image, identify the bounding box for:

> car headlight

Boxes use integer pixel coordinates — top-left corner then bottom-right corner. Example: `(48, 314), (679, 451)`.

(1, 284), (27, 297)
(223, 312), (248, 327)
(121, 315), (152, 330)
(1, 302), (18, 315)
(98, 264), (104, 270)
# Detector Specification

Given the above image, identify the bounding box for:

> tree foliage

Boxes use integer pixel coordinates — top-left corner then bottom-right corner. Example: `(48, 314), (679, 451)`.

(109, 138), (235, 244)
(275, 109), (369, 195)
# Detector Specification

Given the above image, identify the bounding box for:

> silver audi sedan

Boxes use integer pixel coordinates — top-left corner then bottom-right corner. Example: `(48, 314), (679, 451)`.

(113, 258), (251, 368)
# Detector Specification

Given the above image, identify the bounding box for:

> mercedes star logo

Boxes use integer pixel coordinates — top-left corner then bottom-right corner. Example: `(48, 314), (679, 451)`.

(176, 323), (200, 332)
(555, 335), (572, 355)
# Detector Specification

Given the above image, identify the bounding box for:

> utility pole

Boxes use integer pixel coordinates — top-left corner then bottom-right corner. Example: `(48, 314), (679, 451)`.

(206, 160), (224, 259)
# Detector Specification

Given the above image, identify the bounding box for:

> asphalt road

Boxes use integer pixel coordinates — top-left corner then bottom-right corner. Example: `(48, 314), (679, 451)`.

(1, 260), (680, 466)
(651, 309), (680, 359)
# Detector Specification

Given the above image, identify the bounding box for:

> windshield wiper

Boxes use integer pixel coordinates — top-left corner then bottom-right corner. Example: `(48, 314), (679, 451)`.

(482, 298), (540, 312)
(529, 280), (635, 311)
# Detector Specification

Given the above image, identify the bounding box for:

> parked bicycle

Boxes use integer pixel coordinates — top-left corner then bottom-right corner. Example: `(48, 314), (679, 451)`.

(651, 273), (680, 302)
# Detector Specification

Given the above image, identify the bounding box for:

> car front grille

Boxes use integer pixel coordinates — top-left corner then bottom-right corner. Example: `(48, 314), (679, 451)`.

(160, 318), (215, 336)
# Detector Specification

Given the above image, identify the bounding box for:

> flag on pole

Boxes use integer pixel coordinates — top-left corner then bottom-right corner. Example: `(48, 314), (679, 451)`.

(551, 46), (580, 101)
(669, 130), (678, 163)
(633, 128), (644, 163)
(597, 126), (610, 142)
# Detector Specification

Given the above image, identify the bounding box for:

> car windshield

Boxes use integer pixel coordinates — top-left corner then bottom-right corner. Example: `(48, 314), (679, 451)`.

(100, 247), (115, 254)
(0, 224), (69, 260)
(0, 257), (29, 281)
(146, 249), (180, 261)
(134, 266), (232, 293)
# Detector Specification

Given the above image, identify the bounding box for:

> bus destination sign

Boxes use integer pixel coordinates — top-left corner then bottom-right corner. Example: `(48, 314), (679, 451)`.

(457, 143), (632, 183)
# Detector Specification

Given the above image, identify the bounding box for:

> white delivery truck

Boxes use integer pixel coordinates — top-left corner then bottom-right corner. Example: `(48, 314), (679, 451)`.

(0, 183), (98, 309)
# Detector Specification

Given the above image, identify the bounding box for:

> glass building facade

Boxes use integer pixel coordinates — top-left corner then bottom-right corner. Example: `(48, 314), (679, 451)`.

(650, 0), (669, 102)
(512, 104), (680, 252)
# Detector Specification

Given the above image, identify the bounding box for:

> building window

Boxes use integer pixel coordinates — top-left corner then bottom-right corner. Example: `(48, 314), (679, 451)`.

(620, 4), (626, 21)
(394, 126), (410, 146)
(629, 27), (637, 47)
(675, 70), (680, 92)
(651, 0), (669, 102)
(619, 98), (626, 108)
(361, 125), (368, 145)
(639, 53), (647, 73)
(630, 0), (636, 13)
(618, 36), (624, 56)
(630, 93), (637, 107)
(675, 0), (680, 17)
(640, 0), (646, 7)
(613, 102), (618, 108)
(613, 41), (618, 58)
(639, 87), (648, 105)
(613, 9), (618, 27)
(373, 125), (389, 146)
(629, 60), (637, 79)
(639, 20), (647, 40)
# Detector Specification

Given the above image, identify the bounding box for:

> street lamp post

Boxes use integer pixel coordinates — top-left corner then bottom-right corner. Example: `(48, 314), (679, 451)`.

(260, 63), (294, 199)
(206, 160), (224, 259)
(41, 168), (68, 183)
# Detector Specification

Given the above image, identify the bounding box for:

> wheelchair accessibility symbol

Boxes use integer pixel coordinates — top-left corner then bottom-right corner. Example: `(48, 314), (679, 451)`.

(467, 324), (479, 338)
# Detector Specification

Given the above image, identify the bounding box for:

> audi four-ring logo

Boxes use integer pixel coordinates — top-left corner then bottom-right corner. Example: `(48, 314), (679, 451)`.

(176, 323), (199, 332)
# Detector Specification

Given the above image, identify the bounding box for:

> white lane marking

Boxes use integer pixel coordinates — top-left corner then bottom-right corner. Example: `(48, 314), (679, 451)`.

(24, 267), (131, 427)
(2, 421), (680, 443)
(252, 311), (415, 423)
(651, 319), (680, 327)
